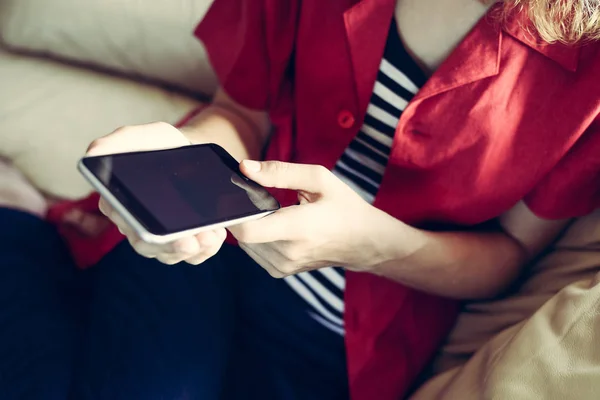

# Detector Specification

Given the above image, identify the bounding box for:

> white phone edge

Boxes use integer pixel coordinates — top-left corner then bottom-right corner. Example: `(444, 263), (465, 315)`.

(77, 159), (274, 245)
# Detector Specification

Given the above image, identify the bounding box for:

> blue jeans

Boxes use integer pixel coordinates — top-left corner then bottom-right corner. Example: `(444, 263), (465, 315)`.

(0, 209), (348, 400)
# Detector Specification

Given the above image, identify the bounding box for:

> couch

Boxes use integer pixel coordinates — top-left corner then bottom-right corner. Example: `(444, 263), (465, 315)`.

(0, 0), (214, 199)
(1, 1), (600, 398)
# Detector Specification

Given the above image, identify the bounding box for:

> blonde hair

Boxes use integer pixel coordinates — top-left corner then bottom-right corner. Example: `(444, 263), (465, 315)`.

(504, 0), (600, 44)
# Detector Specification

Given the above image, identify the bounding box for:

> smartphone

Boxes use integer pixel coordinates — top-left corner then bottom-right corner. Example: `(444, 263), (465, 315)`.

(78, 143), (280, 244)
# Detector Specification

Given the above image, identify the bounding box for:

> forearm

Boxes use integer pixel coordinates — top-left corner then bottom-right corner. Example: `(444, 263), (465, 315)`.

(372, 219), (527, 299)
(179, 88), (270, 161)
(365, 200), (575, 300)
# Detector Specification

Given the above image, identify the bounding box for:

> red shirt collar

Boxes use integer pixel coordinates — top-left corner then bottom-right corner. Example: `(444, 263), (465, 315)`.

(342, 0), (580, 108)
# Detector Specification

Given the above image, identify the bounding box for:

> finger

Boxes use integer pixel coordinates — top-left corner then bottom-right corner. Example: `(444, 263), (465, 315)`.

(184, 246), (219, 265)
(184, 230), (226, 265)
(215, 227), (228, 242)
(100, 196), (188, 254)
(239, 160), (333, 193)
(184, 252), (212, 265)
(170, 236), (203, 255)
(228, 205), (308, 244)
(104, 207), (136, 237)
(86, 131), (133, 157)
(156, 239), (214, 265)
(157, 236), (203, 257)
(86, 122), (190, 156)
(61, 209), (110, 237)
(98, 197), (112, 217)
(254, 242), (306, 276)
(162, 230), (225, 265)
(230, 173), (251, 191)
(99, 200), (147, 244)
(128, 238), (161, 259)
(85, 135), (115, 157)
(239, 243), (285, 278)
(77, 212), (110, 236)
(231, 173), (278, 211)
(98, 198), (130, 235)
(193, 228), (226, 248)
(156, 253), (187, 265)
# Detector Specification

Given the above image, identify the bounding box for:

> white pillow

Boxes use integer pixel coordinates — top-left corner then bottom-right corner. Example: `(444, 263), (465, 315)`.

(0, 0), (217, 96)
(0, 50), (202, 199)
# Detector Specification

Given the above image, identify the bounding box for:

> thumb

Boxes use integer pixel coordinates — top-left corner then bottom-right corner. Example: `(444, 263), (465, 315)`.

(240, 160), (332, 193)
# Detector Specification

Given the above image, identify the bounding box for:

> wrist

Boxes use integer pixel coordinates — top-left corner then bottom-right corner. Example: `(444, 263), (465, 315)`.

(367, 209), (430, 275)
(179, 105), (264, 160)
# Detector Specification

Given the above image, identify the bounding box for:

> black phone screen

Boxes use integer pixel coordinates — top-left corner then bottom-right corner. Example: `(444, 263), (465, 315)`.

(82, 144), (280, 236)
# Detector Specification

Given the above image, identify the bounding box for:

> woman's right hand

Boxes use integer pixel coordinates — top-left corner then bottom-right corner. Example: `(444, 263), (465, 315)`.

(86, 122), (227, 265)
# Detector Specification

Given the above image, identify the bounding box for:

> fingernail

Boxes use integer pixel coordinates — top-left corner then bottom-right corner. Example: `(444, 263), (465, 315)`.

(242, 160), (261, 173)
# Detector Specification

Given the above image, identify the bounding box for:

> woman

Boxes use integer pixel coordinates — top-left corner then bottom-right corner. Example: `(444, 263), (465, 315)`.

(1, 0), (599, 399)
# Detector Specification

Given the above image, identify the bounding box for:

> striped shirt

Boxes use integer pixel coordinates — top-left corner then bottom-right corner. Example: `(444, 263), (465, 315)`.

(284, 19), (426, 335)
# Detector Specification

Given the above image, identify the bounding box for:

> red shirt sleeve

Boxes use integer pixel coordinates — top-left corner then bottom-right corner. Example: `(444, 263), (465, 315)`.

(525, 114), (600, 219)
(194, 0), (298, 111)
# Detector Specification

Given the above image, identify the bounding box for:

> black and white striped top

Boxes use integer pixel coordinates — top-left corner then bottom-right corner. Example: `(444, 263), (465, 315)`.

(284, 19), (426, 335)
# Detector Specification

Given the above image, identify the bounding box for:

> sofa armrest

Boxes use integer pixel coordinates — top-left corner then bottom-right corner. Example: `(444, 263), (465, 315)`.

(0, 0), (217, 96)
(0, 50), (203, 198)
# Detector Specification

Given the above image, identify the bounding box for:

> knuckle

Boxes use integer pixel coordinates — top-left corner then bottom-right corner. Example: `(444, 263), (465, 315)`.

(171, 238), (197, 256)
(264, 267), (277, 277)
(128, 238), (141, 253)
(195, 247), (219, 263)
(313, 164), (330, 176)
(268, 269), (286, 279)
(233, 225), (252, 243)
(285, 246), (304, 263)
(265, 160), (287, 174)
(87, 139), (101, 149)
(311, 165), (331, 186)
(86, 126), (130, 153)
(285, 249), (301, 262)
(138, 252), (156, 260)
(216, 228), (228, 241)
(208, 230), (227, 245)
(207, 241), (223, 256)
(280, 262), (298, 275)
(186, 256), (207, 266)
(108, 213), (127, 231)
(130, 241), (155, 258)
(126, 235), (138, 247)
(86, 138), (104, 153)
(113, 125), (138, 134)
(157, 256), (180, 265)
(114, 222), (127, 235)
(97, 198), (109, 215)
(150, 121), (172, 130)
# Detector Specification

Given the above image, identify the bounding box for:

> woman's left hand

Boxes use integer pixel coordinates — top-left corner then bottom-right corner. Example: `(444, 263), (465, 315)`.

(228, 160), (402, 278)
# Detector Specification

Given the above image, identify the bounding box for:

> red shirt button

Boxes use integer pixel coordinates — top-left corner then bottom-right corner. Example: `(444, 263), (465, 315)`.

(337, 110), (355, 129)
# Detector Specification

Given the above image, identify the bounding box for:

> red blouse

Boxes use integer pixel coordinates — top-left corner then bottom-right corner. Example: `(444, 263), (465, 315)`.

(196, 1), (600, 398)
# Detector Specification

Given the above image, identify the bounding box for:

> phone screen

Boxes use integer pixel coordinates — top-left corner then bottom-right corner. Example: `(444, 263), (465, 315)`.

(82, 144), (280, 235)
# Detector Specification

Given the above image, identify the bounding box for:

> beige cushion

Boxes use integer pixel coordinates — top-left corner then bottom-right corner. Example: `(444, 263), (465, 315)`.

(0, 50), (202, 199)
(0, 0), (217, 96)
(412, 210), (600, 399)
